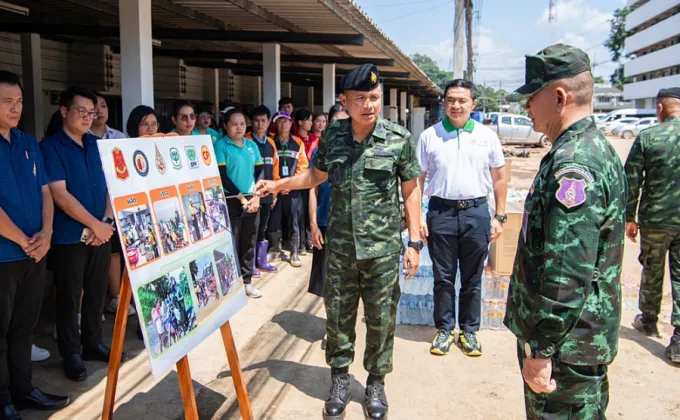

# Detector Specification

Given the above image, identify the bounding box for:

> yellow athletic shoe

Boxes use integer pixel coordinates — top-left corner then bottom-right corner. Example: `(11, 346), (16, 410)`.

(430, 329), (456, 355)
(457, 331), (482, 357)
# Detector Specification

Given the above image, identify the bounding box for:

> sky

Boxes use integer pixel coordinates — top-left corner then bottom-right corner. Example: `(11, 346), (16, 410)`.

(353, 0), (628, 91)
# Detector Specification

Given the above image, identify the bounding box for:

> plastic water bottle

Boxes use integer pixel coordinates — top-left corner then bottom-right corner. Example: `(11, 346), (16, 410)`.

(498, 275), (510, 301)
(488, 301), (500, 330)
(481, 300), (491, 330)
(496, 301), (507, 331)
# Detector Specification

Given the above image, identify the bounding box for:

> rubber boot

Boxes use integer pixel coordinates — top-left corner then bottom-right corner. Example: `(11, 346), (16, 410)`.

(256, 241), (277, 272)
(323, 367), (351, 420)
(290, 233), (302, 268)
(266, 232), (282, 262)
(364, 374), (388, 420)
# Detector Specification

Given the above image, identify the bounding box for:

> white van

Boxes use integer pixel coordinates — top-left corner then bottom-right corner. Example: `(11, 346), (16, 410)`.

(597, 108), (656, 125)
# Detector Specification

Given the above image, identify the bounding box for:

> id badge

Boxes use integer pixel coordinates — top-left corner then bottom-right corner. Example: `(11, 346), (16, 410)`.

(282, 166), (289, 177)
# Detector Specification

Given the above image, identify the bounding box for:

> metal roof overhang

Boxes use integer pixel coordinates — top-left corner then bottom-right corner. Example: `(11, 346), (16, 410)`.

(2, 0), (442, 98)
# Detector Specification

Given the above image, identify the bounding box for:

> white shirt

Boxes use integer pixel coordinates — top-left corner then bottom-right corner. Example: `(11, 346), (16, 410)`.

(417, 118), (505, 200)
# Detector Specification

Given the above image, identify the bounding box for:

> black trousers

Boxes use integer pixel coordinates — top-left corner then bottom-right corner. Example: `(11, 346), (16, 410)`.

(308, 226), (327, 297)
(427, 197), (490, 333)
(0, 259), (46, 404)
(227, 198), (259, 284)
(257, 203), (272, 242)
(50, 242), (111, 358)
(269, 193), (301, 243)
(299, 190), (311, 248)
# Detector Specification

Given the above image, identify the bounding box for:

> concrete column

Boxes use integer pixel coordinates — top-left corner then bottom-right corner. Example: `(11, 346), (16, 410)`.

(119, 0), (154, 132)
(323, 63), (335, 112)
(255, 76), (263, 105)
(400, 91), (407, 125)
(281, 82), (292, 98)
(453, 0), (465, 79)
(389, 88), (398, 122)
(204, 68), (219, 109)
(408, 94), (415, 130)
(20, 33), (44, 138)
(263, 43), (281, 114)
(307, 86), (315, 110)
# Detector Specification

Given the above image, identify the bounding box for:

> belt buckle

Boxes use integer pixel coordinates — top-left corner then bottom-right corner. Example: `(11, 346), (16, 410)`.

(457, 201), (468, 210)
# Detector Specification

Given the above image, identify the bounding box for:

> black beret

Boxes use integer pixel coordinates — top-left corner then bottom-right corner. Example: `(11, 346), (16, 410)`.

(340, 64), (380, 92)
(657, 87), (680, 100)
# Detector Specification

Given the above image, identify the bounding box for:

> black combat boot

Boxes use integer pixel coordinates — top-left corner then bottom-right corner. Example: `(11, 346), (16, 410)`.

(666, 328), (680, 363)
(632, 313), (660, 337)
(266, 231), (283, 262)
(290, 233), (302, 267)
(323, 367), (351, 420)
(363, 374), (388, 420)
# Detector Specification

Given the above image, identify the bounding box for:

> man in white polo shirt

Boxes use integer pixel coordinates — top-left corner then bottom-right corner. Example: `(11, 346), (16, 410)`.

(417, 79), (508, 357)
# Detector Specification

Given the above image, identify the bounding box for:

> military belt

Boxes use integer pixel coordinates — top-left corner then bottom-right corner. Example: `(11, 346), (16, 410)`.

(431, 196), (487, 210)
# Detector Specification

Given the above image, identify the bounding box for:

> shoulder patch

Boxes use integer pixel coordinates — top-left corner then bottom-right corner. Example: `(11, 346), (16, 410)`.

(554, 166), (594, 183)
(555, 177), (587, 209)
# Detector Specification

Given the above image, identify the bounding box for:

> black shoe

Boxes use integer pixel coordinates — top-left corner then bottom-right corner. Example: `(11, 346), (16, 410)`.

(83, 343), (127, 363)
(363, 374), (388, 420)
(306, 242), (314, 253)
(14, 388), (70, 411)
(632, 313), (660, 338)
(63, 354), (87, 382)
(0, 404), (20, 420)
(430, 328), (455, 355)
(666, 341), (680, 363)
(323, 368), (351, 420)
(290, 234), (302, 268)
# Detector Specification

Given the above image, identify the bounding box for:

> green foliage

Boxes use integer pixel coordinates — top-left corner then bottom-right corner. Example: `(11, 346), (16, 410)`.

(594, 75), (605, 84)
(610, 65), (632, 90)
(410, 53), (454, 91)
(137, 269), (193, 323)
(605, 7), (632, 89)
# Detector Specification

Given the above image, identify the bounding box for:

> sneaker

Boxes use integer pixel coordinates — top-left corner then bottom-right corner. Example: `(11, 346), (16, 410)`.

(245, 284), (262, 298)
(430, 328), (455, 355)
(105, 296), (138, 316)
(457, 331), (482, 357)
(31, 345), (50, 362)
(632, 314), (660, 338)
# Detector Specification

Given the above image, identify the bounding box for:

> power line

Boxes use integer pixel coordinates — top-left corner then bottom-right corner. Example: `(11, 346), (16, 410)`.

(378, 0), (452, 24)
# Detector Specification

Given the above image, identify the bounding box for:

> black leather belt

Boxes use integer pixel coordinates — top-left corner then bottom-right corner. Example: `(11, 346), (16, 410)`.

(430, 196), (487, 209)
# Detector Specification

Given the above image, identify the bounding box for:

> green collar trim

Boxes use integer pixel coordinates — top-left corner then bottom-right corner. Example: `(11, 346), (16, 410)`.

(442, 118), (475, 133)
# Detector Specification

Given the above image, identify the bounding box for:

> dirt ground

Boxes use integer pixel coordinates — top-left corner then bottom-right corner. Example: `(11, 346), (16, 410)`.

(193, 137), (680, 420)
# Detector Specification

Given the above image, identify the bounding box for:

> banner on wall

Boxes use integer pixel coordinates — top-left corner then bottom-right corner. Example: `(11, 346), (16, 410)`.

(98, 135), (246, 377)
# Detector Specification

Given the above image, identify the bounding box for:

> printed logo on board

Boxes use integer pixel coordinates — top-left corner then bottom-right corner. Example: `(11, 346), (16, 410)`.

(201, 145), (211, 166)
(112, 147), (129, 180)
(170, 147), (182, 169)
(133, 150), (149, 177)
(155, 145), (167, 174)
(185, 146), (199, 169)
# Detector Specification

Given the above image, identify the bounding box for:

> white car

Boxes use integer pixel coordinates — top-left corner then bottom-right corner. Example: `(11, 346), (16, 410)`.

(612, 117), (658, 139)
(601, 117), (639, 135)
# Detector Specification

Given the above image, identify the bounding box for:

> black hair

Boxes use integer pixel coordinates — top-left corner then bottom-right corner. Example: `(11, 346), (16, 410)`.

(294, 108), (312, 124)
(278, 97), (293, 109)
(223, 108), (245, 126)
(313, 111), (326, 121)
(0, 70), (22, 90)
(44, 110), (63, 139)
(444, 79), (477, 100)
(195, 103), (213, 116)
(250, 105), (271, 120)
(92, 90), (106, 100)
(172, 99), (194, 118)
(328, 104), (347, 122)
(59, 86), (97, 109)
(126, 105), (157, 137)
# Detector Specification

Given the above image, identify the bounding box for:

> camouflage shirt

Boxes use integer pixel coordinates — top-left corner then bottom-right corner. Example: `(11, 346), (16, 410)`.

(625, 116), (680, 229)
(504, 117), (626, 366)
(313, 116), (421, 260)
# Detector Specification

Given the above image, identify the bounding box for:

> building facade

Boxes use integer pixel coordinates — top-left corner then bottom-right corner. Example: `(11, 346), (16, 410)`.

(593, 84), (632, 112)
(624, 0), (680, 108)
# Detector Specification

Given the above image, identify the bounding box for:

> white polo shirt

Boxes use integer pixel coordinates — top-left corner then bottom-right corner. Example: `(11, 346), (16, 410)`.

(417, 118), (505, 200)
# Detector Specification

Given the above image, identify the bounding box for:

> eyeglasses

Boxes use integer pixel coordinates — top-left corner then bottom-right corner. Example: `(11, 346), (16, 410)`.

(72, 107), (97, 119)
(140, 122), (159, 131)
(198, 113), (213, 120)
(179, 113), (196, 122)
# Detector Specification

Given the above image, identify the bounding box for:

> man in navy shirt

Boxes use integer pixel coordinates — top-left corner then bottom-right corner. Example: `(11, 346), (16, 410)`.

(41, 86), (116, 382)
(0, 71), (70, 420)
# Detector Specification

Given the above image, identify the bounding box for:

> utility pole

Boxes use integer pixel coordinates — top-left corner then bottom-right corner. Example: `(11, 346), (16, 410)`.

(453, 0), (465, 79)
(465, 0), (474, 82)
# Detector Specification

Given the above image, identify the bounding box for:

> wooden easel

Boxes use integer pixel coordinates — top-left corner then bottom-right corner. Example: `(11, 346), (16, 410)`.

(101, 269), (253, 419)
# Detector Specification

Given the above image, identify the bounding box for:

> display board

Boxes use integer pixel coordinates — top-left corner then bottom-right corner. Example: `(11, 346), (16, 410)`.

(98, 134), (247, 377)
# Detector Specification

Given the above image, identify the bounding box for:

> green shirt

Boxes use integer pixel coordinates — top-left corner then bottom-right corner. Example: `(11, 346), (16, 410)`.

(504, 117), (626, 366)
(313, 117), (421, 260)
(625, 116), (680, 229)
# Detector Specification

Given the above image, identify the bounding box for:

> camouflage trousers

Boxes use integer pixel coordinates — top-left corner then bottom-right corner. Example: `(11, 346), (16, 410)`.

(517, 342), (609, 419)
(638, 228), (680, 327)
(324, 251), (401, 376)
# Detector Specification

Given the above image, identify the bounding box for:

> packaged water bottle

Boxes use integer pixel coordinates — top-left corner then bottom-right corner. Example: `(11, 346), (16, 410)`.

(481, 300), (490, 330)
(498, 275), (510, 301)
(488, 301), (500, 330)
(496, 301), (507, 330)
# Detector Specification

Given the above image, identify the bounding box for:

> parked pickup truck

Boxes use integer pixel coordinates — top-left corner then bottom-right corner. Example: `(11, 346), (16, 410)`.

(487, 113), (549, 147)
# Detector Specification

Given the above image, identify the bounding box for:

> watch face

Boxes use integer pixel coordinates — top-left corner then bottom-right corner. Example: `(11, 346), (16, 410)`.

(524, 342), (532, 358)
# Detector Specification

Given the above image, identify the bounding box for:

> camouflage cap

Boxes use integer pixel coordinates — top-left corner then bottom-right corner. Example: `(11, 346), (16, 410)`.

(657, 87), (680, 100)
(515, 43), (591, 95)
(340, 64), (380, 92)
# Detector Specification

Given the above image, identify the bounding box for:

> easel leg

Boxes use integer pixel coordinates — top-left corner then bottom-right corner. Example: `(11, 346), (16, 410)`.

(220, 322), (254, 420)
(102, 269), (132, 420)
(176, 356), (200, 420)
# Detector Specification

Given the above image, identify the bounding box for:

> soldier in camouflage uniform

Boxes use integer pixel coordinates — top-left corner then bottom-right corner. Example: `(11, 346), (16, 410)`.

(254, 64), (423, 420)
(624, 87), (680, 363)
(504, 44), (626, 419)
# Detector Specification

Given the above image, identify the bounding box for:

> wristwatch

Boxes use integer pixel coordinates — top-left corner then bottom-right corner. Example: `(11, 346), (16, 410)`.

(494, 214), (508, 224)
(407, 239), (425, 251)
(524, 341), (555, 359)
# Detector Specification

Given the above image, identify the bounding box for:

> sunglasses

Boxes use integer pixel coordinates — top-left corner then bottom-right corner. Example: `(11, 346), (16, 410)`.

(178, 113), (196, 122)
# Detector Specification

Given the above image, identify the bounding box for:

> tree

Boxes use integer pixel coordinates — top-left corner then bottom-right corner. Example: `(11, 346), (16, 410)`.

(410, 53), (453, 90)
(593, 75), (605, 84)
(605, 7), (633, 89)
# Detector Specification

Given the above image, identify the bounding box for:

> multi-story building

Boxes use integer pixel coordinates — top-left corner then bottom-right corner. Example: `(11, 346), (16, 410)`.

(623, 0), (680, 108)
(593, 84), (632, 112)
